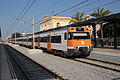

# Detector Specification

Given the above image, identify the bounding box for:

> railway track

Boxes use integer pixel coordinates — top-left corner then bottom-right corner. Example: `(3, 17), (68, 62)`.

(4, 44), (66, 80)
(71, 57), (120, 73)
(40, 49), (120, 73)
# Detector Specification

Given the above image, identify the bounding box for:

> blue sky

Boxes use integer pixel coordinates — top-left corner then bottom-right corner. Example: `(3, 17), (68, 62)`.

(0, 0), (120, 38)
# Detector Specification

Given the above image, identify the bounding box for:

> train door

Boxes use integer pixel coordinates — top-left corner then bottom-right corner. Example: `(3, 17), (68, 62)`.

(63, 32), (68, 51)
(47, 35), (51, 50)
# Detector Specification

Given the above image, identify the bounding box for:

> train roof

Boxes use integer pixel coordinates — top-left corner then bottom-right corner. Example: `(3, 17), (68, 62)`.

(35, 13), (120, 35)
(17, 12), (120, 38)
(35, 25), (68, 35)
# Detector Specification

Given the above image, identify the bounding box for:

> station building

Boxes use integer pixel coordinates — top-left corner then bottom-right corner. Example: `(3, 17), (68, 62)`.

(40, 15), (100, 38)
(40, 16), (74, 31)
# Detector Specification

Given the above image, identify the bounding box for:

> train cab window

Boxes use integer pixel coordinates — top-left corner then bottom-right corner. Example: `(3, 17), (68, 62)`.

(76, 28), (84, 31)
(68, 32), (90, 40)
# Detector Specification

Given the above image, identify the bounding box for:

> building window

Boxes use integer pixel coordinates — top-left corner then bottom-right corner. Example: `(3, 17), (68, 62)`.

(56, 23), (60, 28)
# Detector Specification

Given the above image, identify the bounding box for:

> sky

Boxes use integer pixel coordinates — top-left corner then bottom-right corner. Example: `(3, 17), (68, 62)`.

(0, 0), (120, 39)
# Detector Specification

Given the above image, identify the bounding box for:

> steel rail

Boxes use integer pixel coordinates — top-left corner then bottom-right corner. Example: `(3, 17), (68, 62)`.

(6, 44), (67, 80)
(86, 57), (120, 66)
(4, 45), (30, 80)
(72, 59), (120, 72)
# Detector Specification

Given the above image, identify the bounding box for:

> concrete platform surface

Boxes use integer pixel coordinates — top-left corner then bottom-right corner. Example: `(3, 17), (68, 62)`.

(0, 44), (12, 80)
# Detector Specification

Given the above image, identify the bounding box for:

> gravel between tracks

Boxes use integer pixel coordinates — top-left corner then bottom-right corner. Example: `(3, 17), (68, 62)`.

(8, 43), (120, 80)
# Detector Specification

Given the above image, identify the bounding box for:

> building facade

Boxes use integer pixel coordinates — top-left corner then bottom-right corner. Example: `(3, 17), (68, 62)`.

(40, 16), (74, 31)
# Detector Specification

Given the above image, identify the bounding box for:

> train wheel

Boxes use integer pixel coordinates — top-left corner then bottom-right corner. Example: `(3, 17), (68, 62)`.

(81, 51), (90, 57)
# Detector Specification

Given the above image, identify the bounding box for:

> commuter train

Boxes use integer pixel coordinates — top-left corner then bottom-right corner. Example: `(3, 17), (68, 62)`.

(11, 26), (93, 57)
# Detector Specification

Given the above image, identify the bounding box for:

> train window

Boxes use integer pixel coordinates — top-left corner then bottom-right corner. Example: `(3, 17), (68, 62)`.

(28, 38), (33, 42)
(47, 37), (51, 42)
(76, 28), (84, 31)
(64, 33), (67, 40)
(40, 37), (48, 42)
(37, 37), (41, 42)
(35, 38), (37, 42)
(51, 35), (61, 43)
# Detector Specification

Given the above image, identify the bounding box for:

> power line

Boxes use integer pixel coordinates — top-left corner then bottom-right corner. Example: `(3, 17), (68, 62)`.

(36, 0), (63, 17)
(83, 0), (120, 13)
(17, 0), (31, 19)
(5, 0), (37, 37)
(60, 0), (120, 16)
(54, 0), (89, 16)
(17, 0), (37, 23)
(59, 0), (101, 16)
(5, 0), (31, 36)
(29, 0), (91, 29)
(23, 0), (120, 33)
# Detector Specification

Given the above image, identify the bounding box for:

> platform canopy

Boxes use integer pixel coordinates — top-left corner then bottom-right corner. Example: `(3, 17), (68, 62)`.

(68, 13), (120, 49)
(69, 13), (120, 26)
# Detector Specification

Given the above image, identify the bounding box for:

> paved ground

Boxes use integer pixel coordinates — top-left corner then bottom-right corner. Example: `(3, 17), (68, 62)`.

(0, 44), (11, 80)
(93, 47), (120, 56)
(88, 47), (120, 64)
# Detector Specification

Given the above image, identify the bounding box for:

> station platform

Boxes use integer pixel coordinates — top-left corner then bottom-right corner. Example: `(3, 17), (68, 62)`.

(93, 46), (120, 57)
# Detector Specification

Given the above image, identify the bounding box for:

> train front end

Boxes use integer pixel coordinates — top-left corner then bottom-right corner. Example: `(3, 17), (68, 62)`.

(67, 27), (93, 57)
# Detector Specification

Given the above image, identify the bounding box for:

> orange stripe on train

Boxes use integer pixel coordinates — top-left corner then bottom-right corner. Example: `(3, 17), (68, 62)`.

(67, 39), (92, 47)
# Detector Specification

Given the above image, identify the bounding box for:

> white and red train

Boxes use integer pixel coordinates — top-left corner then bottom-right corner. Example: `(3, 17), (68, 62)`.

(11, 26), (93, 57)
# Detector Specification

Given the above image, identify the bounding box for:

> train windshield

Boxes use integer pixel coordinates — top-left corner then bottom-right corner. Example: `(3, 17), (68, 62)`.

(68, 32), (90, 40)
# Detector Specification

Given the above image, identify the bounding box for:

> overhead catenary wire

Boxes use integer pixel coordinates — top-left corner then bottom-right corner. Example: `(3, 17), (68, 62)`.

(4, 0), (31, 37)
(21, 0), (120, 34)
(20, 0), (120, 34)
(59, 0), (101, 16)
(30, 0), (90, 27)
(5, 0), (37, 38)
(59, 0), (120, 16)
(83, 0), (120, 13)
(6, 0), (120, 39)
(54, 0), (89, 16)
(17, 0), (63, 35)
(36, 0), (63, 17)
(14, 0), (37, 27)
(17, 0), (31, 19)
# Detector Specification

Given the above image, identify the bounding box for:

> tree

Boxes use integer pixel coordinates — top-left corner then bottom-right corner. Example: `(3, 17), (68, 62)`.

(90, 8), (111, 47)
(90, 8), (111, 18)
(70, 11), (84, 24)
(11, 32), (21, 38)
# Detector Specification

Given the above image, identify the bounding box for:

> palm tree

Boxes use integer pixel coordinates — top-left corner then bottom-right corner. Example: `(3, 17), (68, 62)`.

(70, 11), (84, 24)
(90, 8), (111, 47)
(91, 8), (111, 18)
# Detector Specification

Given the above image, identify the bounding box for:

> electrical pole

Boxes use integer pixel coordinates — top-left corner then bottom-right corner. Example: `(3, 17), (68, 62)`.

(32, 17), (35, 49)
